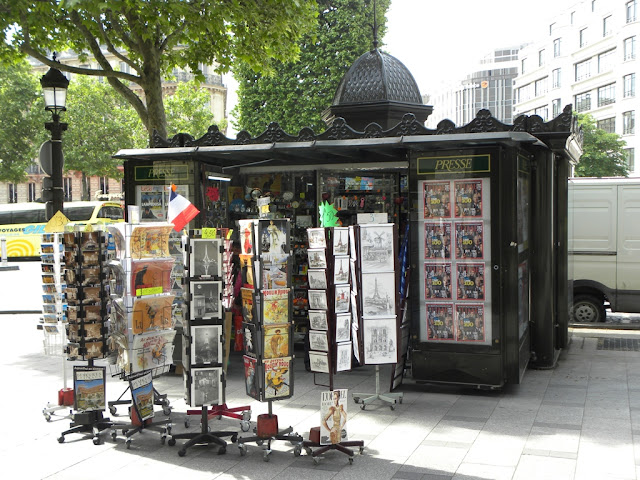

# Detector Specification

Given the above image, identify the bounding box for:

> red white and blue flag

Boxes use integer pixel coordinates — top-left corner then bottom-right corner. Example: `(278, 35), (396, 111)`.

(167, 184), (199, 232)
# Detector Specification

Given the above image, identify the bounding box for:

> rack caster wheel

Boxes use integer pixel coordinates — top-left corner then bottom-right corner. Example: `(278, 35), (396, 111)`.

(178, 449), (186, 457)
(399, 398), (403, 404)
(111, 431), (117, 441)
(242, 410), (251, 422)
(305, 446), (313, 456)
(240, 420), (250, 432)
(168, 438), (176, 447)
(313, 456), (320, 465)
(349, 456), (354, 464)
(58, 436), (65, 443)
(126, 440), (131, 449)
(359, 446), (364, 454)
(239, 444), (247, 456)
(360, 404), (366, 410)
(256, 439), (264, 446)
(230, 434), (238, 443)
(263, 450), (271, 462)
(293, 445), (302, 457)
(166, 425), (172, 435)
(109, 406), (117, 416)
(218, 445), (226, 455)
(44, 413), (51, 422)
(160, 436), (166, 445)
(184, 419), (190, 429)
(353, 397), (360, 404)
(390, 404), (395, 411)
(162, 406), (171, 416)
(93, 436), (101, 445)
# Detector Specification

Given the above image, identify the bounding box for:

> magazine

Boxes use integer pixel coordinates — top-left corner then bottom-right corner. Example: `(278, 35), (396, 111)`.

(456, 304), (486, 342)
(263, 324), (290, 359)
(424, 222), (452, 259)
(130, 371), (154, 421)
(320, 389), (348, 445)
(131, 259), (174, 297)
(261, 288), (290, 325)
(131, 295), (175, 334)
(426, 303), (455, 341)
(456, 263), (485, 300)
(263, 357), (292, 400)
(454, 221), (484, 259)
(424, 262), (453, 300)
(423, 181), (452, 218)
(73, 365), (106, 412)
(454, 179), (483, 218)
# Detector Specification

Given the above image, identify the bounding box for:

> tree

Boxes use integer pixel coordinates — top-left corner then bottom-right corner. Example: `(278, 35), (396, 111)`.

(574, 113), (629, 177)
(1, 0), (318, 141)
(0, 60), (48, 183)
(165, 80), (227, 139)
(233, 0), (391, 136)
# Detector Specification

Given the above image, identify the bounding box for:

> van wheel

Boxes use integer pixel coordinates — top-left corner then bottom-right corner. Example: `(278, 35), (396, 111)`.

(571, 295), (606, 322)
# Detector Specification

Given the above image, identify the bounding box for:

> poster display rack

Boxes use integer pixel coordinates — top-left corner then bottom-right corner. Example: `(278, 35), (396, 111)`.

(237, 217), (303, 461)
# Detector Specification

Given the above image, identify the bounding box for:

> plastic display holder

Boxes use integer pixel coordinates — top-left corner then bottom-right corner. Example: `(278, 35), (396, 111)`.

(353, 365), (403, 410)
(168, 406), (238, 456)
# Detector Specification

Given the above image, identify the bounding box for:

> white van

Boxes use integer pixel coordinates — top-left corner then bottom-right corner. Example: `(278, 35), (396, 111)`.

(569, 177), (640, 322)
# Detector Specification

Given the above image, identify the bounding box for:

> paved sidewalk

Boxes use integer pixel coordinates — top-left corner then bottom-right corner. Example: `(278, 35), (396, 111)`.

(2, 312), (640, 480)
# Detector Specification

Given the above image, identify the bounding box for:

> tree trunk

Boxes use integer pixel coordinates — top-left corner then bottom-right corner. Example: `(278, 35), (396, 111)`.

(140, 48), (167, 143)
(82, 173), (89, 201)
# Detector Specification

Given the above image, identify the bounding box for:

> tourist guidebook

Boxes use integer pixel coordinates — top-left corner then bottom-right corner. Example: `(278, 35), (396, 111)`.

(73, 366), (106, 412)
(130, 371), (154, 421)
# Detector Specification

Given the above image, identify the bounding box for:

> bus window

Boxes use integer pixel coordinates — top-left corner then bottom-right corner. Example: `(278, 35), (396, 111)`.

(0, 212), (12, 224)
(13, 210), (44, 224)
(98, 206), (124, 220)
(64, 206), (95, 222)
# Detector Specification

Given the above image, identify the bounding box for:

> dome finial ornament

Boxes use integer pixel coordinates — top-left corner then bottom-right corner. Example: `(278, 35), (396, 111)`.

(371, 0), (378, 50)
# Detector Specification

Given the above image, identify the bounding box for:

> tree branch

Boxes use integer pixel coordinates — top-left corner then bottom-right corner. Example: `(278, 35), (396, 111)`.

(105, 9), (139, 54)
(97, 19), (139, 71)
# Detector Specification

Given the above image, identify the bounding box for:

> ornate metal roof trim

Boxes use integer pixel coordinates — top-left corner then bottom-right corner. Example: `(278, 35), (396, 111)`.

(151, 105), (580, 149)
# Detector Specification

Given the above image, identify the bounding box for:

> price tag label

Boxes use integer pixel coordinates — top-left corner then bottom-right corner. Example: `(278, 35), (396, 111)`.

(202, 228), (217, 239)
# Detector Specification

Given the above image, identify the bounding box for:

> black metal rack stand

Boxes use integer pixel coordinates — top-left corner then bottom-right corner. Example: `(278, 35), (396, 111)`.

(168, 406), (237, 456)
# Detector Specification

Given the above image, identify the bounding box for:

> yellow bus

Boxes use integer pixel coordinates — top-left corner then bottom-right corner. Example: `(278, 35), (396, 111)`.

(0, 201), (124, 258)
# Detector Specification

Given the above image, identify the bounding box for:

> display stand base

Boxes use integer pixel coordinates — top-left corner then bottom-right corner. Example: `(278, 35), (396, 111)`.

(43, 390), (73, 422)
(353, 365), (403, 410)
(57, 411), (118, 445)
(185, 403), (251, 432)
(168, 406), (237, 456)
(111, 408), (173, 449)
(302, 426), (364, 464)
(237, 413), (303, 461)
(109, 387), (172, 416)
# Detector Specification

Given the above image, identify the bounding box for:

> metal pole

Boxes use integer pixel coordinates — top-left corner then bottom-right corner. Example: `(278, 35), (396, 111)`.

(45, 114), (67, 221)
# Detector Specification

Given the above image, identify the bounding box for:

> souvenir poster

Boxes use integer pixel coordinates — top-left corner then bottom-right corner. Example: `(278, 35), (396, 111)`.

(335, 343), (352, 372)
(335, 313), (351, 343)
(263, 357), (292, 400)
(332, 227), (349, 255)
(309, 330), (329, 352)
(308, 289), (328, 311)
(359, 224), (395, 273)
(131, 295), (175, 334)
(238, 219), (256, 255)
(131, 329), (176, 373)
(191, 325), (222, 365)
(454, 222), (484, 259)
(261, 255), (289, 289)
(334, 284), (350, 313)
(239, 254), (257, 288)
(426, 303), (455, 341)
(307, 228), (327, 249)
(261, 288), (290, 325)
(190, 238), (222, 277)
(191, 367), (223, 407)
(363, 317), (397, 364)
(190, 281), (222, 319)
(333, 256), (350, 284)
(243, 355), (260, 400)
(131, 259), (174, 296)
(456, 263), (485, 300)
(263, 324), (290, 359)
(73, 366), (106, 412)
(130, 371), (154, 421)
(308, 269), (328, 290)
(309, 351), (330, 373)
(454, 180), (483, 218)
(423, 181), (452, 218)
(320, 389), (348, 445)
(424, 262), (453, 300)
(361, 272), (396, 318)
(309, 310), (328, 330)
(243, 322), (260, 357)
(130, 224), (173, 259)
(424, 221), (452, 259)
(257, 219), (289, 255)
(241, 287), (257, 324)
(456, 304), (485, 342)
(307, 248), (328, 269)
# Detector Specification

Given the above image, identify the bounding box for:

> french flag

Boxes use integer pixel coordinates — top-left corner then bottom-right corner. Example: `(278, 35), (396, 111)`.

(167, 184), (200, 232)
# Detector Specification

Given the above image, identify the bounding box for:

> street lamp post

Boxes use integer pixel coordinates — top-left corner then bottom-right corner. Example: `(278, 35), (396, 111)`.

(40, 63), (69, 221)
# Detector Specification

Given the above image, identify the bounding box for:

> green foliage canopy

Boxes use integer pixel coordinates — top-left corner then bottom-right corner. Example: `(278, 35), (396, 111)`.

(1, 0), (318, 140)
(234, 0), (390, 136)
(574, 113), (629, 177)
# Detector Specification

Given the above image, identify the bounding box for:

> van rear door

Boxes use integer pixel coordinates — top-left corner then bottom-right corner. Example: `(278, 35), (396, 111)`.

(616, 184), (640, 312)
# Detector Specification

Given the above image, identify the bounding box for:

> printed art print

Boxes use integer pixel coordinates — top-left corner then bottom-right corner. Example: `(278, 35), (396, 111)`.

(241, 287), (256, 323)
(307, 228), (327, 249)
(73, 366), (106, 412)
(191, 367), (223, 407)
(263, 357), (292, 400)
(424, 221), (452, 259)
(238, 219), (257, 255)
(454, 221), (484, 259)
(129, 225), (173, 259)
(423, 181), (452, 218)
(334, 284), (351, 313)
(131, 294), (175, 334)
(309, 330), (329, 352)
(191, 325), (222, 365)
(131, 330), (176, 373)
(332, 227), (349, 255)
(243, 322), (260, 357)
(190, 281), (222, 320)
(456, 304), (485, 342)
(335, 313), (351, 343)
(308, 289), (328, 311)
(258, 219), (289, 255)
(309, 351), (330, 373)
(424, 262), (452, 300)
(363, 317), (397, 364)
(454, 179), (483, 218)
(307, 248), (328, 269)
(309, 310), (328, 330)
(307, 269), (328, 290)
(361, 272), (396, 318)
(359, 224), (395, 272)
(320, 389), (348, 445)
(131, 259), (174, 296)
(333, 256), (350, 284)
(262, 288), (290, 324)
(243, 355), (260, 400)
(261, 255), (289, 289)
(263, 324), (290, 359)
(189, 238), (222, 277)
(426, 303), (455, 341)
(335, 342), (352, 372)
(456, 263), (485, 300)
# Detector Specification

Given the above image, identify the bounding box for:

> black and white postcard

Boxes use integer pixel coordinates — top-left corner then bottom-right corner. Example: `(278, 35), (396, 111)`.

(308, 289), (328, 310)
(363, 317), (397, 364)
(190, 238), (222, 277)
(191, 325), (222, 365)
(191, 367), (223, 407)
(335, 342), (352, 372)
(307, 248), (328, 269)
(333, 256), (350, 285)
(335, 313), (351, 343)
(359, 224), (395, 273)
(361, 272), (396, 318)
(190, 281), (222, 319)
(307, 228), (327, 249)
(308, 269), (328, 290)
(309, 310), (329, 330)
(334, 284), (350, 313)
(309, 330), (329, 352)
(332, 227), (349, 255)
(309, 351), (330, 373)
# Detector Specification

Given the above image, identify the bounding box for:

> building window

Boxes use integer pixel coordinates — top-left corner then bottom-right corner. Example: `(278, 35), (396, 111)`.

(534, 106), (549, 121)
(592, 0), (596, 12)
(623, 111), (635, 134)
(603, 16), (612, 37)
(554, 38), (562, 57)
(598, 49), (615, 73)
(63, 177), (72, 202)
(625, 36), (636, 60)
(518, 83), (533, 103)
(549, 22), (556, 35)
(99, 176), (109, 195)
(571, 11), (575, 24)
(521, 58), (528, 74)
(627, 1), (637, 23)
(597, 117), (616, 133)
(552, 99), (562, 117)
(28, 183), (36, 202)
(575, 92), (592, 112)
(580, 28), (588, 48)
(552, 68), (562, 88)
(624, 73), (636, 97)
(538, 49), (545, 67)
(597, 84), (615, 107)
(627, 148), (635, 172)
(575, 58), (592, 81)
(8, 184), (17, 203)
(535, 77), (548, 97)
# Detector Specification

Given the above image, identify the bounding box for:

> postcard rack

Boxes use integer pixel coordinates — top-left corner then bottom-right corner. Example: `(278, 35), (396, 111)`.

(302, 227), (364, 464)
(237, 218), (302, 461)
(105, 222), (178, 447)
(57, 230), (117, 444)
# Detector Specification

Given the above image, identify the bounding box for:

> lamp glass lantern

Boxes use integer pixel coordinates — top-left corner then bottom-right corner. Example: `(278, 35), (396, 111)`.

(40, 67), (69, 115)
